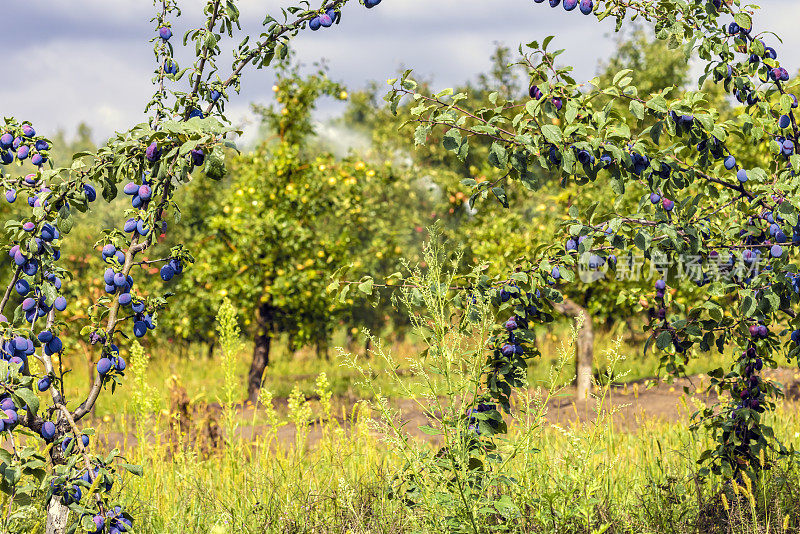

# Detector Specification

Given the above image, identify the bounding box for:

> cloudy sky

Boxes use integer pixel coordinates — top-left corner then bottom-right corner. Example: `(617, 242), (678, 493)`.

(2, 0), (798, 145)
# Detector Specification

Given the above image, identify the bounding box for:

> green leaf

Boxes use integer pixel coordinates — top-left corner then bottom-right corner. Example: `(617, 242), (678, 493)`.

(204, 146), (226, 181)
(488, 142), (508, 169)
(645, 95), (668, 114)
(525, 100), (539, 117)
(81, 516), (98, 531)
(357, 279), (374, 295)
(761, 290), (780, 314)
(733, 13), (752, 30)
(540, 124), (563, 145)
(1, 466), (19, 487)
(14, 388), (38, 416)
(656, 331), (673, 350)
(491, 186), (509, 208)
(565, 102), (578, 124)
(742, 295), (756, 317)
(58, 213), (74, 235)
(413, 125), (430, 147)
(442, 129), (461, 152)
(613, 70), (632, 86)
(780, 94), (794, 114)
(650, 121), (664, 144)
(629, 100), (645, 120)
(634, 230), (651, 251)
(338, 284), (350, 304)
(119, 463), (143, 476)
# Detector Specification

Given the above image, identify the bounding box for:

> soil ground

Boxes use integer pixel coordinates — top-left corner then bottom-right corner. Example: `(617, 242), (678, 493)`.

(94, 367), (800, 451)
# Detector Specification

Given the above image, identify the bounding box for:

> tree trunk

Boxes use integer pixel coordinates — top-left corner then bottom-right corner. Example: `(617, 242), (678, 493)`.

(315, 339), (329, 360)
(45, 493), (69, 534)
(554, 299), (594, 401)
(247, 303), (273, 404)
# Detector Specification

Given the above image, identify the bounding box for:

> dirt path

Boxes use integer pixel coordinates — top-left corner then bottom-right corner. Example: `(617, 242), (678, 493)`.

(95, 367), (800, 451)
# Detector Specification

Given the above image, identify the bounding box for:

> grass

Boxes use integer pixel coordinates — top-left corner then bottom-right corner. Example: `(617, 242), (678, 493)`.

(49, 318), (739, 422)
(25, 299), (800, 533)
(100, 371), (800, 534)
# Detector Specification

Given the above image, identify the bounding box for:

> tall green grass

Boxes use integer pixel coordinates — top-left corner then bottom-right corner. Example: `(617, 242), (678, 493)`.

(102, 371), (800, 533)
(25, 277), (800, 532)
(88, 249), (800, 533)
(50, 316), (744, 423)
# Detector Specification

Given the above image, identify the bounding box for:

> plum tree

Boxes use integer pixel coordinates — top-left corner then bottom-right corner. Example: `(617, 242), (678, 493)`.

(341, 35), (713, 400)
(9, 0), (798, 529)
(386, 0), (800, 479)
(0, 1), (399, 532)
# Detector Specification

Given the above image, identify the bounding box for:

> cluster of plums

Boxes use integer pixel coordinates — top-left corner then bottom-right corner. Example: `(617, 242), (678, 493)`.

(122, 178), (153, 210)
(563, 234), (616, 273)
(497, 286), (541, 358)
(0, 124), (50, 167)
(160, 257), (184, 282)
(527, 14), (798, 204)
(748, 323), (769, 339)
(48, 428), (131, 526)
(722, 347), (766, 462)
(720, 18), (798, 176)
(0, 168), (92, 403)
(648, 192), (675, 212)
(530, 100), (751, 201)
(732, 348), (765, 412)
(501, 313), (527, 358)
(157, 24), (220, 114)
(533, 0), (593, 15)
(0, 334), (34, 369)
(736, 207), (799, 263)
(529, 85), (564, 111)
(145, 140), (205, 171)
(5, 169), (95, 331)
(101, 255), (157, 341)
(309, 7), (339, 30)
(0, 397), (22, 433)
(49, 435), (99, 504)
(96, 343), (127, 377)
(654, 279), (667, 299)
(308, 0), (383, 30)
(0, 128), (106, 446)
(528, 0), (790, 468)
(652, 280), (693, 353)
(88, 506), (132, 534)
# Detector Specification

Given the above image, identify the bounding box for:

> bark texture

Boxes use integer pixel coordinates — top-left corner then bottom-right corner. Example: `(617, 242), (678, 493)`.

(247, 302), (274, 403)
(45, 498), (69, 534)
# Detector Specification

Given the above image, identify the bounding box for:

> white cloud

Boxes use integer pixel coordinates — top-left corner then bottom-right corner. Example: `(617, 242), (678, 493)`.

(1, 0), (798, 144)
(0, 40), (151, 140)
